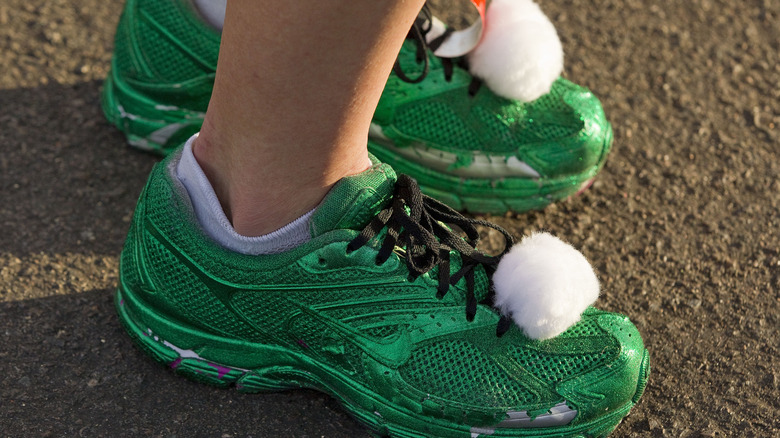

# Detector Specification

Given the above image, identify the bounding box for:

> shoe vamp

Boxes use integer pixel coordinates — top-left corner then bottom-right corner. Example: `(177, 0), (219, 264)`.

(393, 312), (622, 414)
(377, 80), (603, 177)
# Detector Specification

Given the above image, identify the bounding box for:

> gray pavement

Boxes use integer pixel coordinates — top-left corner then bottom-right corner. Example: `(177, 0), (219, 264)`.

(1, 0), (778, 436)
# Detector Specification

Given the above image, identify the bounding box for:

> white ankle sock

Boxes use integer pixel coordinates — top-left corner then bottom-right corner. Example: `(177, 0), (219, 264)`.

(192, 0), (226, 30)
(176, 135), (313, 255)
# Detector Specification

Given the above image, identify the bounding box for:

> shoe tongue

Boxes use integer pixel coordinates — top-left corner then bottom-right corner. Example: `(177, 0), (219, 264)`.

(310, 163), (397, 237)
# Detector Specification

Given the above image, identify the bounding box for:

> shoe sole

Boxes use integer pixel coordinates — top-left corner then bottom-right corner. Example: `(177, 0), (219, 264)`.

(101, 69), (204, 154)
(102, 68), (612, 215)
(116, 283), (649, 438)
(368, 124), (612, 215)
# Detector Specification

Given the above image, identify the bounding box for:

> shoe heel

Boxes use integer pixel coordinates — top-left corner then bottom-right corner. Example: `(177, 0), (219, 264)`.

(115, 287), (308, 393)
(101, 67), (203, 155)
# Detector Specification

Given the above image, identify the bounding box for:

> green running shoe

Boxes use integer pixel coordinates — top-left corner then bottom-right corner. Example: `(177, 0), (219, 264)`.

(116, 148), (648, 437)
(102, 0), (612, 213)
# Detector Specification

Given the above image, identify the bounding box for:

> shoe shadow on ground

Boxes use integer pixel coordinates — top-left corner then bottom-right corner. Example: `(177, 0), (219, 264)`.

(0, 80), (153, 258)
(0, 290), (369, 437)
(0, 80), (370, 436)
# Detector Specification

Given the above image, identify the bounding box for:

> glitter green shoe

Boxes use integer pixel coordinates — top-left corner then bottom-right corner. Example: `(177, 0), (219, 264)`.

(102, 0), (612, 213)
(116, 147), (648, 438)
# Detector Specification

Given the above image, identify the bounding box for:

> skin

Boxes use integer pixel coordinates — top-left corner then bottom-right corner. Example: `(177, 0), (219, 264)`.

(193, 0), (425, 236)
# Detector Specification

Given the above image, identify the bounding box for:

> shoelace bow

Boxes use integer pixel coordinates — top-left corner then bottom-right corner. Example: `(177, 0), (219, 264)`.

(392, 5), (484, 96)
(347, 174), (516, 336)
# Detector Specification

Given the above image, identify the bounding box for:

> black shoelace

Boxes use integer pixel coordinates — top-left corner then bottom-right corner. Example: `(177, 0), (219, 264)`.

(392, 5), (484, 96)
(347, 174), (516, 337)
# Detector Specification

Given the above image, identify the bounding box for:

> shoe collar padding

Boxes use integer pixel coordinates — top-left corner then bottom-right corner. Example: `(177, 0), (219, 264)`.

(309, 161), (397, 238)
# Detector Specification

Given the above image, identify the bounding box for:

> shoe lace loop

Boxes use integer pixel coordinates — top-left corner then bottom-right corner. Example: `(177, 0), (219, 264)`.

(393, 5), (483, 95)
(347, 174), (516, 336)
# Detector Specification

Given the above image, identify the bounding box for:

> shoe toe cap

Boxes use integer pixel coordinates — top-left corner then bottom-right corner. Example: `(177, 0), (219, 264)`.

(557, 312), (649, 423)
(516, 80), (612, 177)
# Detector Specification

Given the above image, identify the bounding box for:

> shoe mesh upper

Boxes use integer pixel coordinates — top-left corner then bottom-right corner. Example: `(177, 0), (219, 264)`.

(555, 317), (604, 338)
(513, 347), (616, 384)
(379, 41), (588, 157)
(145, 234), (270, 342)
(400, 339), (537, 407)
(134, 0), (218, 82)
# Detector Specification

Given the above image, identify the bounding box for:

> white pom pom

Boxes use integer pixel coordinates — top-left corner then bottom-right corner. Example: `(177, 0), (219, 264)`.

(467, 0), (563, 102)
(492, 233), (599, 340)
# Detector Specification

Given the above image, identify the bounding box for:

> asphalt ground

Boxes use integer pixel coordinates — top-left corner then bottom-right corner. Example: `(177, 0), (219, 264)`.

(1, 0), (778, 436)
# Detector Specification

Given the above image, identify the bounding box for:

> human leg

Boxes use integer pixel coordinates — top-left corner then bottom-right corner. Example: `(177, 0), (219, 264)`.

(193, 0), (425, 236)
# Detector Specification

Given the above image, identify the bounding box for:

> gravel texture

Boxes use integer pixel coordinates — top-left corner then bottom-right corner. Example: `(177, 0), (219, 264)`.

(1, 0), (778, 436)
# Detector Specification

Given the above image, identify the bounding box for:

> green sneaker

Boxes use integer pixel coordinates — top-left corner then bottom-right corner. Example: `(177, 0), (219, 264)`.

(102, 0), (613, 214)
(116, 148), (648, 437)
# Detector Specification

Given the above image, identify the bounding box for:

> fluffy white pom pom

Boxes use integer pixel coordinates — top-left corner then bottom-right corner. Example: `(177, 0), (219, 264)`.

(492, 233), (599, 340)
(467, 0), (563, 102)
